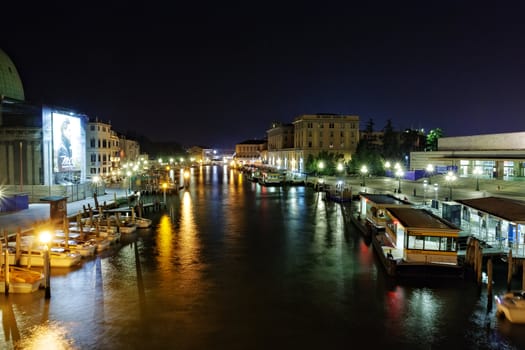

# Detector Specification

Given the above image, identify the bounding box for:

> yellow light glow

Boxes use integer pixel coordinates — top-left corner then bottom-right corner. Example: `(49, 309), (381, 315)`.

(39, 230), (52, 244)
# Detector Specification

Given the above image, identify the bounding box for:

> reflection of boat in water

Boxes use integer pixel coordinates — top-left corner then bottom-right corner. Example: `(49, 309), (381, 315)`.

(0, 266), (44, 293)
(496, 290), (525, 324)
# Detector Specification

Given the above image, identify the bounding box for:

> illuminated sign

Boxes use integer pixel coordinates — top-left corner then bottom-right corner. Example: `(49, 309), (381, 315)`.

(52, 112), (81, 184)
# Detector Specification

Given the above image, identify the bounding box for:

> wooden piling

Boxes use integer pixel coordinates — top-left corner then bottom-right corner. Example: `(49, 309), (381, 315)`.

(4, 230), (9, 295)
(522, 260), (525, 290)
(507, 249), (513, 291)
(476, 246), (483, 286)
(487, 258), (493, 296)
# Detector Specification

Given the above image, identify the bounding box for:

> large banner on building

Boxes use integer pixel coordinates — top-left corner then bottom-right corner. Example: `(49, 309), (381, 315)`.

(52, 112), (81, 184)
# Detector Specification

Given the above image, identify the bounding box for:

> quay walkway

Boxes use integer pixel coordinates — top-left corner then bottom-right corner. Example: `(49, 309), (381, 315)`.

(0, 188), (130, 236)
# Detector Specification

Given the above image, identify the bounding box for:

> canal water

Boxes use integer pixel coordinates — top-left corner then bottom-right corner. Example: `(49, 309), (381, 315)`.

(2, 166), (525, 349)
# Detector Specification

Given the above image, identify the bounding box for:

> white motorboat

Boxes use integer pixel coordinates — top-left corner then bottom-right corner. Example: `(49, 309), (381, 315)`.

(0, 266), (44, 293)
(134, 217), (152, 229)
(118, 222), (136, 234)
(53, 238), (97, 257)
(495, 290), (525, 323)
(5, 245), (82, 268)
(100, 229), (121, 243)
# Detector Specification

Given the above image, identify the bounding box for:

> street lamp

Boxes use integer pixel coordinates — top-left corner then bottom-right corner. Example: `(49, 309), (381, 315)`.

(434, 183), (439, 201)
(360, 165), (368, 186)
(473, 166), (482, 191)
(445, 171), (457, 200)
(92, 175), (100, 196)
(318, 161), (324, 176)
(183, 169), (190, 189)
(39, 230), (52, 299)
(384, 161), (391, 176)
(423, 179), (428, 204)
(126, 171), (132, 194)
(337, 162), (344, 175)
(426, 164), (434, 183)
(162, 183), (167, 203)
(395, 165), (404, 193)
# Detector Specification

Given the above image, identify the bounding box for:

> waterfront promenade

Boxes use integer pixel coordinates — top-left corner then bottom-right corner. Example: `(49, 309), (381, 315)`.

(1, 174), (524, 237)
(0, 187), (129, 236)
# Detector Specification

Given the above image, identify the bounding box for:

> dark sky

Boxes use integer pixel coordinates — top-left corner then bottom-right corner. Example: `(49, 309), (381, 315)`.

(2, 2), (525, 148)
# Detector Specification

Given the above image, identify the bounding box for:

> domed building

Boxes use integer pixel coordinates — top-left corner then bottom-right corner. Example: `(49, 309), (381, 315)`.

(0, 48), (136, 206)
(0, 48), (25, 100)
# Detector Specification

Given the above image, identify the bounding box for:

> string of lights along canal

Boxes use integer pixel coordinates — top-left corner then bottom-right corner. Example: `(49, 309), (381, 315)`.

(1, 165), (525, 350)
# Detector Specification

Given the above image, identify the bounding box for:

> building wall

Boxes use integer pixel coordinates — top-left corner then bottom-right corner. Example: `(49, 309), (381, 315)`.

(234, 141), (266, 164)
(439, 132), (525, 151)
(87, 120), (118, 179)
(267, 123), (294, 151)
(266, 114), (360, 172)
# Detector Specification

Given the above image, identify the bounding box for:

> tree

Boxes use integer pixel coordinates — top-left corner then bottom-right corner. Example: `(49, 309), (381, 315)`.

(305, 151), (345, 176)
(426, 128), (444, 151)
(365, 118), (374, 133)
(382, 119), (401, 160)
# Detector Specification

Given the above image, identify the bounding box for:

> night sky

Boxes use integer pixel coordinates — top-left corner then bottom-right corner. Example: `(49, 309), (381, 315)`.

(2, 2), (525, 148)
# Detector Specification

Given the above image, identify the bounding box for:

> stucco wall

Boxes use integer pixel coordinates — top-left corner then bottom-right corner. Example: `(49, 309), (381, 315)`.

(439, 132), (525, 151)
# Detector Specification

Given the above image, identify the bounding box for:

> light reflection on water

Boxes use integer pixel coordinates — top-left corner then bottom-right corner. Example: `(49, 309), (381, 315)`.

(2, 165), (525, 349)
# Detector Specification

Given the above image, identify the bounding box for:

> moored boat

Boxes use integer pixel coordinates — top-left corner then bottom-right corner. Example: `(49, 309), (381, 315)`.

(496, 290), (525, 324)
(134, 217), (152, 229)
(0, 266), (44, 293)
(5, 246), (82, 268)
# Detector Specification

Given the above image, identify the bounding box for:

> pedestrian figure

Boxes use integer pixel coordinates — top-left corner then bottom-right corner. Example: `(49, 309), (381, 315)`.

(413, 188), (416, 197)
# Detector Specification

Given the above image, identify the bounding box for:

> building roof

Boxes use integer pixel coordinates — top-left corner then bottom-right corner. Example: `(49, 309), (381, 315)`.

(360, 193), (411, 206)
(454, 196), (525, 223)
(387, 207), (461, 231)
(0, 48), (25, 100)
(238, 139), (266, 145)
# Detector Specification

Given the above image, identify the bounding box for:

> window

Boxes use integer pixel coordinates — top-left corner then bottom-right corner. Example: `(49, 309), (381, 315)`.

(407, 234), (457, 252)
(90, 138), (96, 147)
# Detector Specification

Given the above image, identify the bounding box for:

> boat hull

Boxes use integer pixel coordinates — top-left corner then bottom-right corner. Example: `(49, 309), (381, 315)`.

(496, 291), (525, 323)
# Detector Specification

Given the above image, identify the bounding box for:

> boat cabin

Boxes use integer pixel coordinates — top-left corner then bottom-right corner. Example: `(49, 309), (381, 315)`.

(385, 207), (461, 265)
(357, 193), (412, 230)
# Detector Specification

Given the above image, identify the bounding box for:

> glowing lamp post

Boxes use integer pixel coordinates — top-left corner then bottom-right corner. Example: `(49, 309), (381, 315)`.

(126, 171), (132, 194)
(360, 165), (368, 186)
(337, 162), (344, 176)
(395, 164), (404, 194)
(473, 166), (482, 191)
(40, 230), (52, 299)
(92, 175), (100, 196)
(445, 171), (457, 200)
(184, 169), (190, 189)
(423, 179), (428, 204)
(434, 183), (439, 200)
(318, 161), (324, 177)
(162, 183), (167, 203)
(426, 164), (434, 183)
